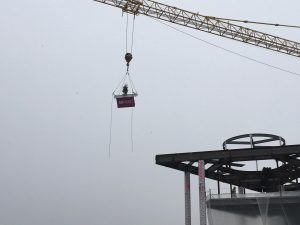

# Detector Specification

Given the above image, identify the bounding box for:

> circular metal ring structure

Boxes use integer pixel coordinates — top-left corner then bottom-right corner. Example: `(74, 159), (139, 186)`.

(223, 133), (285, 150)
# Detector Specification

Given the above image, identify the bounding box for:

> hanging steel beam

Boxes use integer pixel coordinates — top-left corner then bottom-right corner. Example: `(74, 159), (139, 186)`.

(94, 0), (300, 58)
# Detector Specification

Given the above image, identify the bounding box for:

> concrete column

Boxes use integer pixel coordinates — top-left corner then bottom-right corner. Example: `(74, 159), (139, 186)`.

(184, 172), (191, 225)
(199, 160), (207, 225)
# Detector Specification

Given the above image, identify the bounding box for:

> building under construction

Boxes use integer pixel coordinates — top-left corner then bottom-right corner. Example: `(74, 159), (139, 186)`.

(156, 134), (300, 225)
(95, 0), (300, 223)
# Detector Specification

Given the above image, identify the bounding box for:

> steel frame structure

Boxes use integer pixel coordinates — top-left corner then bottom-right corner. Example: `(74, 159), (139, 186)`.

(95, 0), (300, 57)
(223, 133), (286, 150)
(156, 144), (300, 192)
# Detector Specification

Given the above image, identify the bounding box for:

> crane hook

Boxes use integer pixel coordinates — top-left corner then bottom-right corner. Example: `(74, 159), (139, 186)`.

(125, 53), (133, 70)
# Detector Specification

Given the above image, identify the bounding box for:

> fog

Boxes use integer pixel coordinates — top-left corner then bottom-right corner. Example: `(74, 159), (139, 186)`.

(1, 0), (300, 224)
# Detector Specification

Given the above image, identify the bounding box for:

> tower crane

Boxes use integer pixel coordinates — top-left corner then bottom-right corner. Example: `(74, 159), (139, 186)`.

(94, 0), (300, 58)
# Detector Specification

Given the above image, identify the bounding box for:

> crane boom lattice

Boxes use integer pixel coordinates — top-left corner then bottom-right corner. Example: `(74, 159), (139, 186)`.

(95, 0), (300, 58)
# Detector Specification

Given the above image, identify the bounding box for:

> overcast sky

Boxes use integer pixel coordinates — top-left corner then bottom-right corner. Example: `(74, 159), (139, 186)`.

(1, 0), (300, 225)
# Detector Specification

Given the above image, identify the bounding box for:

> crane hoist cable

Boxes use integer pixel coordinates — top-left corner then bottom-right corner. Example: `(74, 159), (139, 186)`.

(119, 12), (137, 99)
(125, 12), (136, 54)
(108, 12), (138, 158)
(111, 12), (137, 104)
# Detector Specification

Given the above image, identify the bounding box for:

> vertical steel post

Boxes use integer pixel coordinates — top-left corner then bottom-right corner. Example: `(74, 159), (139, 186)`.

(250, 134), (258, 171)
(229, 165), (232, 198)
(184, 172), (191, 225)
(199, 160), (207, 225)
(217, 178), (220, 195)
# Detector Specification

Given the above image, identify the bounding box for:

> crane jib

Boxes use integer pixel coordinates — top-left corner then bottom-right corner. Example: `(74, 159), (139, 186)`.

(95, 0), (300, 58)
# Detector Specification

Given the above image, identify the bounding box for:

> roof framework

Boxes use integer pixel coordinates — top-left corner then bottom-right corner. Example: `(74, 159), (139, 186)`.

(156, 145), (300, 192)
